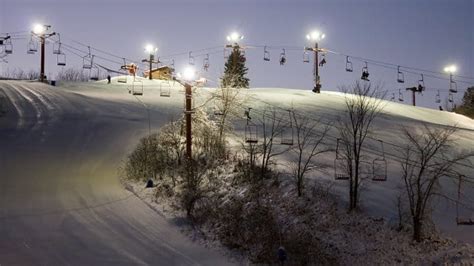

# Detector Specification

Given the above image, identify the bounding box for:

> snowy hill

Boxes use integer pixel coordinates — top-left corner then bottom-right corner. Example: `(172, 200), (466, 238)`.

(0, 78), (472, 263)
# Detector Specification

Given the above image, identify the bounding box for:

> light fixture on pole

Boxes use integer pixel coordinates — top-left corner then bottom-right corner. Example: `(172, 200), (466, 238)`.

(143, 44), (159, 80)
(32, 23), (55, 82)
(305, 30), (325, 93)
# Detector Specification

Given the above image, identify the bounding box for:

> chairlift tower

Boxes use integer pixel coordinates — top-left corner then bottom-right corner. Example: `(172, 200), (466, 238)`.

(306, 31), (326, 93)
(32, 24), (55, 82)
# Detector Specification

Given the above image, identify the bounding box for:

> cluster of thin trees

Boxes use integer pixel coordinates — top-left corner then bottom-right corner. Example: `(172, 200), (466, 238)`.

(214, 81), (472, 242)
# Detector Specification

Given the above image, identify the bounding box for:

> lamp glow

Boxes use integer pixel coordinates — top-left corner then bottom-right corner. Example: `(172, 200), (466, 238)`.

(33, 24), (45, 35)
(306, 30), (325, 41)
(145, 44), (157, 54)
(182, 66), (196, 81)
(226, 32), (243, 42)
(444, 65), (457, 73)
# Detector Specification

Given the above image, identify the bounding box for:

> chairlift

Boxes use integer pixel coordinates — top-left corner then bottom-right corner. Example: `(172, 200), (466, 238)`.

(361, 62), (370, 81)
(170, 59), (175, 69)
(53, 33), (61, 54)
(90, 65), (100, 81)
(118, 58), (128, 83)
(160, 80), (171, 97)
(448, 92), (453, 103)
(83, 47), (93, 69)
(318, 54), (327, 67)
(280, 110), (293, 145)
(279, 49), (286, 66)
(449, 75), (458, 93)
(345, 56), (353, 72)
(417, 74), (425, 92)
(244, 108), (258, 143)
(435, 90), (441, 103)
(57, 53), (66, 66)
(131, 79), (144, 96)
(303, 50), (310, 63)
(334, 138), (349, 180)
(372, 140), (387, 181)
(189, 52), (195, 65)
(203, 54), (210, 71)
(398, 89), (404, 102)
(27, 37), (38, 54)
(263, 46), (270, 61)
(397, 66), (405, 83)
(3, 37), (13, 54)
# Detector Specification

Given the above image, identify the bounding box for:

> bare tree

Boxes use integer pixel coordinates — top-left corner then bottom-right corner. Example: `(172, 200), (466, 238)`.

(257, 107), (291, 179)
(399, 124), (472, 242)
(213, 86), (246, 142)
(337, 81), (385, 211)
(291, 111), (331, 196)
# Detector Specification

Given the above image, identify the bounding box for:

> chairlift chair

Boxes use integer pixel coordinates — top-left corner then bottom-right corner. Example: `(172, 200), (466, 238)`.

(83, 53), (93, 69)
(361, 62), (370, 81)
(280, 110), (293, 145)
(435, 90), (441, 103)
(398, 89), (404, 102)
(390, 93), (395, 101)
(448, 92), (453, 103)
(203, 54), (210, 71)
(53, 42), (61, 55)
(397, 66), (405, 83)
(417, 74), (425, 92)
(279, 49), (286, 66)
(57, 53), (66, 66)
(263, 46), (270, 61)
(189, 52), (195, 65)
(345, 56), (353, 72)
(27, 37), (38, 54)
(53, 34), (61, 55)
(372, 140), (387, 181)
(449, 76), (458, 93)
(4, 38), (13, 54)
(132, 79), (144, 96)
(334, 138), (350, 180)
(160, 81), (171, 97)
(244, 108), (258, 143)
(303, 50), (310, 63)
(90, 65), (100, 81)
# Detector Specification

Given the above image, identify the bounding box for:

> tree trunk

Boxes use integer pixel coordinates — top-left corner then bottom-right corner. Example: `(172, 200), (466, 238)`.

(413, 217), (422, 242)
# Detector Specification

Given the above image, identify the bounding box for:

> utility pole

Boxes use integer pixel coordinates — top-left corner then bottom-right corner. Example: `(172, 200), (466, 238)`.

(305, 31), (325, 93)
(405, 85), (423, 106)
(313, 41), (320, 93)
(185, 83), (193, 159)
(32, 25), (55, 83)
(143, 45), (159, 80)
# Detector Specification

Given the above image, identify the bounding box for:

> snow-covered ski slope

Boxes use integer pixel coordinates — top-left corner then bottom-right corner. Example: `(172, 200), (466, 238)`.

(0, 79), (233, 265)
(0, 78), (472, 264)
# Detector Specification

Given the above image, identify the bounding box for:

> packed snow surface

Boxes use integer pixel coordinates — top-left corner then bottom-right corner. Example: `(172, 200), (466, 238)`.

(0, 78), (473, 264)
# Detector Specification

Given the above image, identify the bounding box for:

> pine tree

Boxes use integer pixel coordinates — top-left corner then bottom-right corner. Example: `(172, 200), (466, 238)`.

(453, 87), (474, 118)
(221, 47), (249, 89)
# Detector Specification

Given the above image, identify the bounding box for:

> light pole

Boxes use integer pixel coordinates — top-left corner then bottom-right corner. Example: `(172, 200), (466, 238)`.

(143, 44), (159, 80)
(32, 24), (55, 83)
(174, 66), (197, 159)
(306, 31), (325, 93)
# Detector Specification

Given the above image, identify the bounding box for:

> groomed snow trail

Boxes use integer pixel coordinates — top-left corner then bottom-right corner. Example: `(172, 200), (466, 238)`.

(0, 80), (233, 265)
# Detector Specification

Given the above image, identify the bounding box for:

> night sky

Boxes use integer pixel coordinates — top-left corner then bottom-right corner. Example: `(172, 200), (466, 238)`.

(1, 0), (473, 108)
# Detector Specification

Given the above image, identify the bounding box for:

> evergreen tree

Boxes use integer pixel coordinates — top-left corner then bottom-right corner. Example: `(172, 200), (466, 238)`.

(221, 47), (249, 88)
(453, 87), (474, 118)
